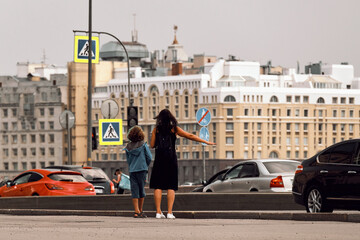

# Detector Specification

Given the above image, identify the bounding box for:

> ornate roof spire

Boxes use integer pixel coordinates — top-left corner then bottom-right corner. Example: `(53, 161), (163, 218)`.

(172, 25), (179, 44)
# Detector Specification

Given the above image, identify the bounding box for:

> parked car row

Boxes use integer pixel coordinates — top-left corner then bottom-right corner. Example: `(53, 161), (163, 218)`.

(0, 166), (115, 197)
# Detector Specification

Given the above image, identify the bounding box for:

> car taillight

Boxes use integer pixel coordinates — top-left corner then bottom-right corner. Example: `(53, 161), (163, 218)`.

(45, 183), (64, 190)
(295, 165), (303, 174)
(110, 181), (115, 194)
(85, 185), (94, 191)
(270, 176), (284, 188)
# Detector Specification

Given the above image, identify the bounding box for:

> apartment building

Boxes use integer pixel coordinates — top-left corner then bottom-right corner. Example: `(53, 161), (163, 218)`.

(0, 74), (67, 175)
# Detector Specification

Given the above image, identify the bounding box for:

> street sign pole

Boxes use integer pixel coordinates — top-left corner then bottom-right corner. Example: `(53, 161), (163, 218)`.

(87, 0), (93, 166)
(196, 108), (211, 182)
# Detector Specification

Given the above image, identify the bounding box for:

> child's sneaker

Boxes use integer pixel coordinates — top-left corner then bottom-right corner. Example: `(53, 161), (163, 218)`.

(155, 212), (166, 219)
(167, 213), (176, 219)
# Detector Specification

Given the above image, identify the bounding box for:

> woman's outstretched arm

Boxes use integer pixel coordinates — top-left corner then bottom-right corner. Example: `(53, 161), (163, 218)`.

(176, 126), (216, 145)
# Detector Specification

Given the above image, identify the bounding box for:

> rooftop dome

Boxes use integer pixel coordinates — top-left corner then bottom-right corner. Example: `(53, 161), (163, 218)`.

(100, 41), (149, 61)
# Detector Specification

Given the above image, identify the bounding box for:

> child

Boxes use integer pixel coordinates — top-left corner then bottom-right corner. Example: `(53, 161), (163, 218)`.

(125, 126), (152, 218)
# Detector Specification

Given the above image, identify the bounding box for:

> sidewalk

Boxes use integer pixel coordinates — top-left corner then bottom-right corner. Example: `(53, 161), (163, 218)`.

(1, 209), (359, 223)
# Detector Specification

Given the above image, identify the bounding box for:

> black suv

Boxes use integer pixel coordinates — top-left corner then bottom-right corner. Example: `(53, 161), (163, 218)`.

(44, 166), (114, 195)
(292, 139), (360, 212)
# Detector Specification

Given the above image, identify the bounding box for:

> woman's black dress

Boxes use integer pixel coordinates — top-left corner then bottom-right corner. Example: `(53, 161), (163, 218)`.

(149, 130), (178, 191)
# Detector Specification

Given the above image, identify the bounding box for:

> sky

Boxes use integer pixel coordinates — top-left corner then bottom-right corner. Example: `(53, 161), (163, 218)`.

(1, 0), (360, 76)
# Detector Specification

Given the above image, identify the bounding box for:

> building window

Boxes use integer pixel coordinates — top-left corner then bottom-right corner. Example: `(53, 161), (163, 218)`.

(349, 124), (354, 133)
(244, 109), (249, 116)
(244, 151), (248, 159)
(40, 134), (45, 143)
(318, 110), (323, 117)
(40, 122), (45, 130)
(31, 135), (36, 143)
(3, 122), (8, 130)
(303, 96), (309, 103)
(304, 137), (308, 145)
(286, 109), (291, 117)
(332, 124), (337, 132)
(192, 152), (199, 159)
(350, 110), (354, 118)
(286, 137), (291, 145)
(269, 151), (279, 158)
(182, 152), (189, 159)
(212, 109), (217, 117)
(224, 95), (236, 102)
(12, 148), (18, 157)
(295, 109), (300, 117)
(272, 109), (276, 117)
(12, 108), (17, 117)
(2, 135), (8, 144)
(340, 97), (346, 104)
(270, 96), (278, 102)
(39, 108), (45, 116)
(49, 134), (54, 143)
(304, 109), (308, 117)
(286, 123), (291, 131)
(272, 123), (276, 131)
(317, 97), (325, 104)
(257, 123), (262, 131)
(226, 137), (234, 145)
(226, 151), (234, 159)
(286, 96), (292, 103)
(295, 96), (300, 103)
(226, 123), (234, 131)
(349, 97), (354, 104)
(295, 137), (299, 145)
(340, 124), (345, 132)
(332, 110), (337, 117)
(31, 148), (36, 156)
(101, 154), (108, 160)
(286, 151), (291, 158)
(332, 97), (338, 104)
(272, 137), (276, 144)
(244, 137), (248, 145)
(21, 148), (27, 156)
(244, 122), (249, 131)
(49, 108), (54, 116)
(257, 109), (262, 116)
(49, 121), (54, 130)
(257, 137), (262, 144)
(304, 123), (308, 131)
(49, 148), (55, 156)
(227, 109), (233, 117)
(40, 148), (45, 156)
(12, 135), (17, 144)
(341, 110), (345, 118)
(12, 122), (17, 130)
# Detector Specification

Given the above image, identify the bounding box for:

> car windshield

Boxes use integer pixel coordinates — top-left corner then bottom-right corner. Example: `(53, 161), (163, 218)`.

(78, 168), (109, 181)
(48, 173), (87, 182)
(263, 161), (298, 174)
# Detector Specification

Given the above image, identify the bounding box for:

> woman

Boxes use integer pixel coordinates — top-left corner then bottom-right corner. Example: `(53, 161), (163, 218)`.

(112, 169), (124, 194)
(149, 109), (215, 219)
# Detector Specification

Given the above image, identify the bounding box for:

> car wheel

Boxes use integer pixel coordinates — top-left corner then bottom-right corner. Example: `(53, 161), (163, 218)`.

(305, 186), (332, 213)
(32, 193), (39, 196)
(206, 189), (213, 192)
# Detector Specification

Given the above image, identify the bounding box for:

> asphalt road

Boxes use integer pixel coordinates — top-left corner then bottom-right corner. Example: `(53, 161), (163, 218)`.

(0, 215), (359, 240)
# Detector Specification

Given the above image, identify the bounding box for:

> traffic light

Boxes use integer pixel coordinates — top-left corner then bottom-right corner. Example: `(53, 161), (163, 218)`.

(127, 106), (138, 128)
(92, 127), (98, 150)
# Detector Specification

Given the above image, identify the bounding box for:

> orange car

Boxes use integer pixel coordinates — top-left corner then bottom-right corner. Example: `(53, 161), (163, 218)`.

(0, 169), (96, 197)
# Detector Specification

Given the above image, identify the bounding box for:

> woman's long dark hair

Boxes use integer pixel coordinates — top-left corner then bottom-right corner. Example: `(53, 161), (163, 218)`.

(154, 109), (178, 134)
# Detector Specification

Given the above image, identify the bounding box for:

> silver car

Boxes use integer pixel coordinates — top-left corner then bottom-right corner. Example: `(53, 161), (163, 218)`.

(203, 159), (300, 193)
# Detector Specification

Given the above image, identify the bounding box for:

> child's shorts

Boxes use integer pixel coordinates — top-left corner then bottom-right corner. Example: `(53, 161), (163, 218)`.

(130, 170), (147, 199)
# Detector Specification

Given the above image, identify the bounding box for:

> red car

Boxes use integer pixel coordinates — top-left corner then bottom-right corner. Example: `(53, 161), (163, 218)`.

(0, 169), (96, 197)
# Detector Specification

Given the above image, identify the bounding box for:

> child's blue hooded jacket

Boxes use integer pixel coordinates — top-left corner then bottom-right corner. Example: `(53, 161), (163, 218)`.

(125, 141), (152, 173)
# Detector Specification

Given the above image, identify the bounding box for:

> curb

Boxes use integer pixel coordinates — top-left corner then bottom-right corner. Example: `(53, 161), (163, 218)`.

(0, 209), (359, 223)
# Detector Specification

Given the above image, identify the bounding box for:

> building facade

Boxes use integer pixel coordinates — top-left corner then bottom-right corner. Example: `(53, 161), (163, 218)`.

(0, 75), (67, 177)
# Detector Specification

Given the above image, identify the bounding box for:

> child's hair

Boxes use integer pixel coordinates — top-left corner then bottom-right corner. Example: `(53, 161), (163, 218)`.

(127, 126), (145, 142)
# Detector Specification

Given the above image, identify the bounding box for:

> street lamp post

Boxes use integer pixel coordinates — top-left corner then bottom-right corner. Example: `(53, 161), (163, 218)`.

(73, 29), (132, 163)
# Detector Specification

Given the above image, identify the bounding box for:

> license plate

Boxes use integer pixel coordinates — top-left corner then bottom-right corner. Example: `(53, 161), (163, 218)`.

(95, 189), (104, 194)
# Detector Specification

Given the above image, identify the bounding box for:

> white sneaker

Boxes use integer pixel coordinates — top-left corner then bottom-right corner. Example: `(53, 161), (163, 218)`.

(155, 212), (166, 219)
(167, 213), (176, 219)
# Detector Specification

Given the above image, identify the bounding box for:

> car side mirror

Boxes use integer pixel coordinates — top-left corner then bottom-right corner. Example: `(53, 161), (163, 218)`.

(202, 180), (207, 185)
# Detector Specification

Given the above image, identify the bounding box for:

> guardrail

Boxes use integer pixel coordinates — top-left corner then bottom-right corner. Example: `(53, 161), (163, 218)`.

(0, 193), (304, 211)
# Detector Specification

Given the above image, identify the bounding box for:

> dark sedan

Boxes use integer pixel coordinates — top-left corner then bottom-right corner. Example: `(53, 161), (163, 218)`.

(44, 166), (115, 195)
(292, 139), (360, 212)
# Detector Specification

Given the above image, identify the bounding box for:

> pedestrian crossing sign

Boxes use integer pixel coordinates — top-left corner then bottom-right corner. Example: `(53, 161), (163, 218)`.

(74, 35), (99, 63)
(99, 119), (123, 145)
